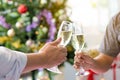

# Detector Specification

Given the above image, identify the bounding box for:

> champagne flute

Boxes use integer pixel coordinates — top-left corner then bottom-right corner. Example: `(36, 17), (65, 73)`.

(72, 22), (89, 76)
(47, 21), (73, 74)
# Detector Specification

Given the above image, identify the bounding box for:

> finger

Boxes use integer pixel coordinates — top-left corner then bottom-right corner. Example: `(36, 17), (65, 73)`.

(73, 64), (80, 70)
(80, 62), (91, 70)
(75, 54), (79, 58)
(50, 38), (62, 46)
(74, 61), (81, 66)
(75, 51), (85, 54)
(81, 55), (93, 64)
(75, 52), (84, 57)
(75, 50), (79, 54)
(74, 54), (83, 61)
(74, 59), (84, 66)
(59, 47), (67, 56)
(74, 56), (77, 60)
(74, 57), (81, 64)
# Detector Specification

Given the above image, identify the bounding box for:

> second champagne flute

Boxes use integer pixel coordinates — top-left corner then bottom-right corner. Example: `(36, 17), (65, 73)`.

(72, 22), (89, 76)
(47, 21), (73, 74)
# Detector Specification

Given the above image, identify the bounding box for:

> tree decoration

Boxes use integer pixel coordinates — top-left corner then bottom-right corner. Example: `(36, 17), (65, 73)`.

(26, 39), (35, 47)
(7, 28), (15, 37)
(17, 4), (28, 14)
(15, 21), (24, 28)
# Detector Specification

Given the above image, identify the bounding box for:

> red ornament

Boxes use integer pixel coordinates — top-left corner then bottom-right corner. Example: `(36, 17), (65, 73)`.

(17, 4), (28, 14)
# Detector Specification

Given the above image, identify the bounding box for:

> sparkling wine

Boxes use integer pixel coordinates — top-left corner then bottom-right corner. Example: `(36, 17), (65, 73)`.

(47, 21), (73, 74)
(73, 34), (84, 51)
(60, 31), (72, 46)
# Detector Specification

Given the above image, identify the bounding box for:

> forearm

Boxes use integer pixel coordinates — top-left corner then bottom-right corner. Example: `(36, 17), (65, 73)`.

(90, 53), (114, 74)
(90, 59), (111, 73)
(22, 38), (67, 73)
(22, 52), (45, 73)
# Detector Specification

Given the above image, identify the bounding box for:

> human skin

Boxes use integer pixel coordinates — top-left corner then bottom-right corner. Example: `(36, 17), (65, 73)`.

(23, 38), (67, 73)
(74, 52), (114, 74)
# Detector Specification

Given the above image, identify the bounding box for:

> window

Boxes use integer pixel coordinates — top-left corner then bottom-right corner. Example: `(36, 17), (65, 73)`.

(67, 0), (119, 48)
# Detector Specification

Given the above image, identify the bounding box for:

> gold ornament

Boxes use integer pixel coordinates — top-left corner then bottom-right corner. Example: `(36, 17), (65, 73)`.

(12, 40), (21, 48)
(0, 36), (9, 44)
(35, 31), (39, 35)
(55, 0), (64, 6)
(29, 0), (32, 2)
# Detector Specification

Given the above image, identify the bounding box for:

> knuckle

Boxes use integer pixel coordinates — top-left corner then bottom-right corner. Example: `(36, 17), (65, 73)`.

(46, 42), (50, 45)
(59, 47), (64, 51)
(74, 56), (77, 59)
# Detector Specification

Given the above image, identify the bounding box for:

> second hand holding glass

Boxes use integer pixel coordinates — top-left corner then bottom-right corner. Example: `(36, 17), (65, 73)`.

(47, 21), (73, 74)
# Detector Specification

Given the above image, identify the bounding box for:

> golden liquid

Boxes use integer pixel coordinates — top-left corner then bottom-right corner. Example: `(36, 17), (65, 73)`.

(60, 31), (72, 46)
(73, 34), (84, 50)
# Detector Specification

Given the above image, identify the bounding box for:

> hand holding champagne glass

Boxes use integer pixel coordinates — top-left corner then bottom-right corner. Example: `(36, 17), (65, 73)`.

(72, 22), (89, 76)
(47, 21), (73, 74)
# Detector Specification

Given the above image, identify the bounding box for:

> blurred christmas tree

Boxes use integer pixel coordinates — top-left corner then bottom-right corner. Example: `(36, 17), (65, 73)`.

(0, 0), (74, 79)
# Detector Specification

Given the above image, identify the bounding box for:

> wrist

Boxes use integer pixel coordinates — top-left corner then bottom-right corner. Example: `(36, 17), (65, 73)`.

(37, 51), (47, 68)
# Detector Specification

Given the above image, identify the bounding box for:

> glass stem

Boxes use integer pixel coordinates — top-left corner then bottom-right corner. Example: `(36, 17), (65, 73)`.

(75, 67), (85, 76)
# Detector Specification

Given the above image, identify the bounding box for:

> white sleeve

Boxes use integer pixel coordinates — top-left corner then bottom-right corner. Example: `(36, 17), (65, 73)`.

(0, 46), (27, 80)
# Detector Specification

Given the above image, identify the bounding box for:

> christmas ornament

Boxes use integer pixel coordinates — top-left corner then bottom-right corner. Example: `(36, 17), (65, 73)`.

(17, 4), (28, 14)
(7, 28), (15, 37)
(15, 21), (24, 28)
(29, 0), (32, 2)
(0, 36), (9, 44)
(12, 40), (21, 48)
(40, 0), (47, 5)
(55, 0), (64, 6)
(42, 27), (48, 33)
(25, 39), (35, 47)
(33, 16), (39, 22)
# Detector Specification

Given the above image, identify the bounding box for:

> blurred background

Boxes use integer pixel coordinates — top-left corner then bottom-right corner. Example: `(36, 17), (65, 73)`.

(0, 0), (120, 80)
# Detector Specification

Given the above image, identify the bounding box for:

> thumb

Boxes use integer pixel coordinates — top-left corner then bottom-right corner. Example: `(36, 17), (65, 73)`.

(50, 38), (61, 46)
